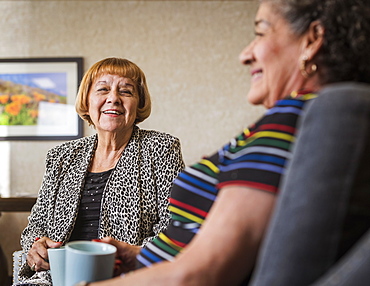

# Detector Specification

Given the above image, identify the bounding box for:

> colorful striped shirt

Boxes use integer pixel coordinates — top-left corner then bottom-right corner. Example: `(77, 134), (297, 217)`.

(136, 92), (316, 268)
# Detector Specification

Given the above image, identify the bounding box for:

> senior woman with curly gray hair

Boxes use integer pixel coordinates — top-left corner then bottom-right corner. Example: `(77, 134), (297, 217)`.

(249, 0), (370, 285)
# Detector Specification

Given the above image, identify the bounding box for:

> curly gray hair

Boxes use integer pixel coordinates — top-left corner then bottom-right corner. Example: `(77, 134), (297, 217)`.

(260, 0), (370, 84)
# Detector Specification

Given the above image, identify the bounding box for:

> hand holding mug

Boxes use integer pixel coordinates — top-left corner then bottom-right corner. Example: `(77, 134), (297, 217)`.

(96, 237), (141, 275)
(27, 237), (62, 272)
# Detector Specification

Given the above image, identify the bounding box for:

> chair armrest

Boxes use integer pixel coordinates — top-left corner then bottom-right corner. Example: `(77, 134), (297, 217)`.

(13, 250), (27, 285)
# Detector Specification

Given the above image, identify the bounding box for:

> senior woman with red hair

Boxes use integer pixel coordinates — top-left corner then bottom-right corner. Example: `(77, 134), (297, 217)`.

(16, 58), (184, 286)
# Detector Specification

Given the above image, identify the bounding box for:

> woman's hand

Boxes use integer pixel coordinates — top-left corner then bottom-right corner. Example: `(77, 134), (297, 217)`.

(96, 237), (141, 275)
(27, 237), (62, 272)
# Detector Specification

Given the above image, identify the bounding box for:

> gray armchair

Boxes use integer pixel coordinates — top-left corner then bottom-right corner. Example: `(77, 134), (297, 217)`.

(250, 82), (370, 286)
(312, 228), (370, 286)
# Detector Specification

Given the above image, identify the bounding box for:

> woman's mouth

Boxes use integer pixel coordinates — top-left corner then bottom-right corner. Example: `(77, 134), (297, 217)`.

(102, 110), (123, 115)
(251, 69), (263, 81)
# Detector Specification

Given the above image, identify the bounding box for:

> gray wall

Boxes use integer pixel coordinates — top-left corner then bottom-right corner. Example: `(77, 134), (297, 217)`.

(0, 0), (261, 275)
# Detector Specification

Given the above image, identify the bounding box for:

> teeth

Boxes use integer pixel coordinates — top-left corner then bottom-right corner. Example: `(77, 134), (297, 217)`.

(103, 111), (122, 115)
(252, 72), (262, 80)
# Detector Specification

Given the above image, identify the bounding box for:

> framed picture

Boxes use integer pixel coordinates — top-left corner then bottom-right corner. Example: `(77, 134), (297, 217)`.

(0, 57), (83, 140)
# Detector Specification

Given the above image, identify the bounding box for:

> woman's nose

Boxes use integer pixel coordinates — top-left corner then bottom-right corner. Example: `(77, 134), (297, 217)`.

(239, 40), (255, 65)
(106, 89), (121, 104)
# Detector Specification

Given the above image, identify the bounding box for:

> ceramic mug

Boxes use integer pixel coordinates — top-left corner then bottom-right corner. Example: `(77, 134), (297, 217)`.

(64, 241), (117, 286)
(47, 246), (66, 286)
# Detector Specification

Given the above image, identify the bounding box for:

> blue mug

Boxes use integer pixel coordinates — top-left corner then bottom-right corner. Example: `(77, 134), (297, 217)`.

(47, 246), (66, 286)
(64, 241), (117, 286)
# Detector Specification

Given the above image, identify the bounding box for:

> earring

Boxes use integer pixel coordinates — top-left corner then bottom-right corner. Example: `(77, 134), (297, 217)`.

(300, 55), (317, 78)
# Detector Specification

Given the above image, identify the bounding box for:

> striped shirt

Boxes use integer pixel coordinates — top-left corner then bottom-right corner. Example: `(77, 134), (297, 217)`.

(137, 92), (316, 268)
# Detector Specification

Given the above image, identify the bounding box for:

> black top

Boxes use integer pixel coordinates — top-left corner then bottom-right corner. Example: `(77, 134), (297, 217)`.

(69, 169), (113, 241)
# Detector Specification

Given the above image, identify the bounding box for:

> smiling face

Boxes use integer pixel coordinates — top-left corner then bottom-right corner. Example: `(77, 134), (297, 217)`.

(239, 2), (306, 108)
(87, 73), (139, 136)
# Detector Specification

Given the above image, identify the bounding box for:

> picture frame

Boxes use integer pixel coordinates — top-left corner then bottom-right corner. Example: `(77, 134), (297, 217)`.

(0, 57), (83, 140)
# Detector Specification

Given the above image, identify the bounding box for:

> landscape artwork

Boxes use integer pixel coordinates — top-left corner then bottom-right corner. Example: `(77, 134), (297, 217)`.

(0, 58), (83, 140)
(0, 72), (67, 126)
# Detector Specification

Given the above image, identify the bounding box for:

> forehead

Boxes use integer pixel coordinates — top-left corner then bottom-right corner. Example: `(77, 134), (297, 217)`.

(94, 73), (135, 87)
(255, 2), (285, 29)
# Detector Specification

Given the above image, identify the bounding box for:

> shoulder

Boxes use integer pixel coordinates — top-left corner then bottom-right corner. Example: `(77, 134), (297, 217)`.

(255, 94), (317, 128)
(224, 96), (318, 156)
(271, 93), (317, 112)
(46, 135), (96, 158)
(135, 126), (180, 145)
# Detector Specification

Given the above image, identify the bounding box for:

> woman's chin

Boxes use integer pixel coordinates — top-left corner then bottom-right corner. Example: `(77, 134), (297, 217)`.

(247, 92), (266, 107)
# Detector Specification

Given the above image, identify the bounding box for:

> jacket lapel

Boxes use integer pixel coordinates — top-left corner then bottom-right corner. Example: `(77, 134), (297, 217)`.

(50, 135), (97, 241)
(99, 127), (142, 241)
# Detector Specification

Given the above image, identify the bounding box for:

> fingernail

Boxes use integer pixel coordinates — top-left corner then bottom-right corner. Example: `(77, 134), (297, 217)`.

(35, 237), (40, 241)
(92, 239), (102, 242)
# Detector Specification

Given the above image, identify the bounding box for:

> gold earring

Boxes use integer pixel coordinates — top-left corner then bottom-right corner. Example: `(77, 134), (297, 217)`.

(300, 55), (317, 78)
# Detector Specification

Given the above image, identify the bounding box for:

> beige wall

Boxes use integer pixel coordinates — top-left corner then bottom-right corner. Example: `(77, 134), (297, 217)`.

(0, 0), (262, 275)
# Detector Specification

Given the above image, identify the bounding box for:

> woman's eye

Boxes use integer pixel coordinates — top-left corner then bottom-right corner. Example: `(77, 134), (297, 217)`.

(97, 88), (108, 92)
(120, 90), (133, 96)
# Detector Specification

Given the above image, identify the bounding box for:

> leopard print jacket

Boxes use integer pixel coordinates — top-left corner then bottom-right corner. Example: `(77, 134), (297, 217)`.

(16, 126), (184, 285)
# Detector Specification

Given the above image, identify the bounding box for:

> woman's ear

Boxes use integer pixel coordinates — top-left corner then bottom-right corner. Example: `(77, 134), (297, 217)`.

(302, 20), (324, 59)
